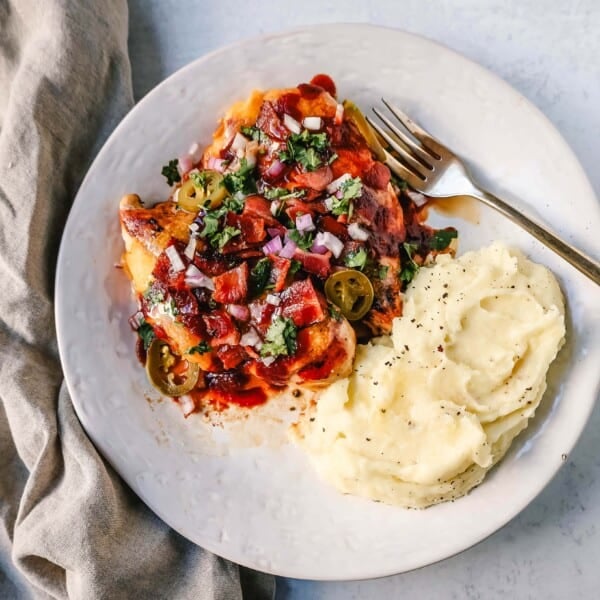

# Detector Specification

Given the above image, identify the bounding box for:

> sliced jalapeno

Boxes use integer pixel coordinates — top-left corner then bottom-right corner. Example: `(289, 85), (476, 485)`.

(342, 100), (387, 162)
(177, 170), (228, 212)
(145, 338), (200, 396)
(324, 269), (374, 321)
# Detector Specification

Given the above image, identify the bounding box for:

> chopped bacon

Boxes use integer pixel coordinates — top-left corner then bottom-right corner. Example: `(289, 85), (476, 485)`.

(227, 213), (266, 244)
(292, 248), (332, 278)
(290, 166), (333, 191)
(308, 74), (336, 97)
(216, 344), (248, 370)
(213, 263), (249, 304)
(248, 298), (276, 335)
(285, 198), (321, 222)
(363, 162), (391, 190)
(279, 279), (327, 328)
(270, 256), (291, 292)
(256, 101), (289, 141)
(202, 309), (240, 346)
(273, 92), (302, 122)
(318, 215), (348, 240)
(243, 195), (281, 227)
(194, 253), (238, 277)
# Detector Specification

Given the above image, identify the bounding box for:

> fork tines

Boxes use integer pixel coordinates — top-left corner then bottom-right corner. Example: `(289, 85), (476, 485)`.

(367, 99), (445, 189)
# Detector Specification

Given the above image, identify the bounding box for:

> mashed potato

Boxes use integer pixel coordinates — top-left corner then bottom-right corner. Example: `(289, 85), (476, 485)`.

(291, 242), (566, 508)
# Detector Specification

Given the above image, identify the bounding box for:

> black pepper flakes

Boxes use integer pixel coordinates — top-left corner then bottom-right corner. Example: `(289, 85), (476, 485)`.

(437, 345), (444, 352)
(366, 437), (371, 442)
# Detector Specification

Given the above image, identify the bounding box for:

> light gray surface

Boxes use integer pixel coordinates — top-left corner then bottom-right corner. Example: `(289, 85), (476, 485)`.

(128, 1), (600, 598)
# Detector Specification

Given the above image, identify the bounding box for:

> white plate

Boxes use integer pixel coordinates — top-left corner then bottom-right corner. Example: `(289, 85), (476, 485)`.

(55, 24), (600, 580)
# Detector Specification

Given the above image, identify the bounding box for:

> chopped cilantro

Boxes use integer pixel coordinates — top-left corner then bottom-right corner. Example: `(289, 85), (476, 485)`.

(241, 125), (269, 144)
(328, 304), (342, 321)
(222, 158), (257, 195)
(250, 258), (272, 296)
(279, 130), (330, 172)
(199, 212), (221, 240)
(430, 229), (458, 251)
(344, 247), (368, 270)
(137, 321), (155, 350)
(288, 259), (302, 277)
(377, 264), (389, 280)
(391, 173), (408, 191)
(212, 226), (241, 250)
(161, 159), (181, 186)
(143, 286), (165, 306)
(189, 170), (210, 191)
(223, 194), (245, 213)
(164, 298), (179, 318)
(330, 177), (362, 216)
(288, 228), (314, 250)
(188, 341), (210, 354)
(400, 242), (420, 284)
(263, 187), (305, 200)
(261, 316), (298, 358)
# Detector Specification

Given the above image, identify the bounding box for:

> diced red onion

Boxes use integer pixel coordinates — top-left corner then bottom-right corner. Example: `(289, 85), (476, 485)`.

(227, 304), (250, 321)
(262, 235), (283, 255)
(178, 154), (193, 175)
(184, 264), (215, 290)
(295, 213), (315, 232)
(128, 311), (144, 331)
(310, 242), (329, 254)
(207, 156), (226, 173)
(326, 173), (351, 194)
(270, 201), (281, 216)
(314, 231), (344, 258)
(266, 294), (281, 306)
(262, 355), (276, 366)
(267, 227), (282, 238)
(184, 236), (197, 260)
(231, 132), (247, 154)
(303, 116), (322, 130)
(240, 327), (262, 349)
(179, 394), (196, 417)
(324, 196), (335, 211)
(406, 189), (428, 207)
(279, 239), (297, 259)
(334, 103), (344, 125)
(266, 159), (286, 178)
(189, 222), (200, 233)
(283, 113), (302, 134)
(348, 222), (369, 241)
(166, 245), (186, 272)
(188, 142), (202, 164)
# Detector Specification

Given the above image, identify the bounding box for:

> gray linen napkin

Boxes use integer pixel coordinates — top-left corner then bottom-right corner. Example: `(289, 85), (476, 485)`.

(0, 1), (274, 598)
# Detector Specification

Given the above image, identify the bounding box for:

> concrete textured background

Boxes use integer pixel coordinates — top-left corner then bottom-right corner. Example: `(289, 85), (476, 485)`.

(128, 2), (600, 598)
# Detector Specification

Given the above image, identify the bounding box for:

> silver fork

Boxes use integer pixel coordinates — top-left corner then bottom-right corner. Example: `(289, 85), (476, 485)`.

(367, 100), (600, 285)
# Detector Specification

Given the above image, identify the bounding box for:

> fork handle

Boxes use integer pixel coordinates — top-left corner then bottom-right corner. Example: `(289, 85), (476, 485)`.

(471, 189), (600, 285)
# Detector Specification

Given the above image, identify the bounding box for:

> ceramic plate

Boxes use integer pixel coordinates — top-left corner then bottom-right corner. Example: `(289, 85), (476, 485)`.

(55, 24), (600, 580)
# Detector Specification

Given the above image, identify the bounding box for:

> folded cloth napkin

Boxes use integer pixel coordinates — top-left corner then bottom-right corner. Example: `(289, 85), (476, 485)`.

(0, 2), (274, 598)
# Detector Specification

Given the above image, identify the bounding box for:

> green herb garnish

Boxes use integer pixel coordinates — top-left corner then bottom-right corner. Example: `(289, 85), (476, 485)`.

(189, 170), (210, 191)
(344, 247), (368, 270)
(330, 177), (362, 216)
(377, 264), (389, 280)
(241, 125), (269, 144)
(143, 286), (165, 306)
(430, 229), (458, 251)
(288, 259), (302, 277)
(288, 228), (314, 250)
(137, 321), (155, 350)
(161, 159), (181, 186)
(188, 341), (210, 354)
(250, 258), (272, 296)
(279, 130), (330, 172)
(222, 158), (257, 195)
(261, 316), (298, 358)
(212, 226), (241, 250)
(400, 242), (420, 284)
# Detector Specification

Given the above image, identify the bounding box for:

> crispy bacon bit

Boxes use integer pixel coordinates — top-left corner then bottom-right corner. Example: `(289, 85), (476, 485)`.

(194, 253), (238, 277)
(309, 74), (337, 98)
(243, 195), (281, 226)
(292, 248), (332, 278)
(270, 256), (292, 292)
(202, 309), (240, 346)
(256, 101), (288, 141)
(213, 263), (249, 304)
(229, 213), (266, 244)
(279, 279), (326, 328)
(363, 162), (391, 190)
(216, 344), (248, 370)
(290, 166), (333, 191)
(318, 215), (348, 240)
